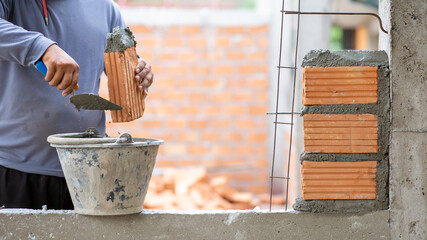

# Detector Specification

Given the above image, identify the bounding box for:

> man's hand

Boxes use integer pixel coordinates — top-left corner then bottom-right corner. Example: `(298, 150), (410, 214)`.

(135, 59), (154, 93)
(41, 44), (80, 97)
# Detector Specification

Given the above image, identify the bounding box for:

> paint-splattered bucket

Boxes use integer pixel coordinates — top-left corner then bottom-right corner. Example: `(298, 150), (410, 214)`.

(47, 128), (163, 215)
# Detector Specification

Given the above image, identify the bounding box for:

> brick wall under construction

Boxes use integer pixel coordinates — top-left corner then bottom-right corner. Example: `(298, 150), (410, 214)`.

(293, 50), (390, 212)
(99, 24), (270, 194)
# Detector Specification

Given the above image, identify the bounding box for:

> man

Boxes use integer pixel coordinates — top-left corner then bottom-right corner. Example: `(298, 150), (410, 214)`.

(0, 0), (154, 209)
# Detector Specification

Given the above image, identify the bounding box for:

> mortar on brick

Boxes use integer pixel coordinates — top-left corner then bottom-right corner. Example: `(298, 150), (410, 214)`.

(105, 26), (137, 53)
(294, 50), (390, 212)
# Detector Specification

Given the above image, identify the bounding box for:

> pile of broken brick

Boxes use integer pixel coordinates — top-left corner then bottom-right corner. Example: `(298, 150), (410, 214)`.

(143, 168), (285, 210)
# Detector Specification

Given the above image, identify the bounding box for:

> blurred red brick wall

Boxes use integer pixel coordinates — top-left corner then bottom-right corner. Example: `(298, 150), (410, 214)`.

(100, 24), (270, 194)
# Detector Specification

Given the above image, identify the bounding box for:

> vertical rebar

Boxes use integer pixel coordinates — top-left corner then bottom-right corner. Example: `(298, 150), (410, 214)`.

(284, 0), (301, 211)
(269, 0), (286, 212)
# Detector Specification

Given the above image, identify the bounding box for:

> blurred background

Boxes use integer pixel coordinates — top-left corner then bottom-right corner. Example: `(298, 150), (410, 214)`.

(100, 0), (380, 210)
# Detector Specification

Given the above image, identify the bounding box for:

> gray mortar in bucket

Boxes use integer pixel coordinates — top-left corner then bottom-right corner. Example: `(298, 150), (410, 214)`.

(47, 128), (163, 215)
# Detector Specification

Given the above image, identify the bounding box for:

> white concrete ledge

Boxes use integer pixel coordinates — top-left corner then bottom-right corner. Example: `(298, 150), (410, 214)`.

(0, 209), (390, 239)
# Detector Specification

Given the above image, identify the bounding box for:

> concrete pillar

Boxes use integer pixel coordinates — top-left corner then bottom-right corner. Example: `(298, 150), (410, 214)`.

(379, 0), (427, 239)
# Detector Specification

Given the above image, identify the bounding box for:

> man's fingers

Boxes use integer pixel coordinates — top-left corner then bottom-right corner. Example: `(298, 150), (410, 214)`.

(41, 44), (80, 96)
(44, 65), (56, 82)
(139, 72), (154, 91)
(62, 71), (79, 96)
(135, 59), (147, 74)
(49, 70), (65, 87)
(135, 64), (151, 82)
(57, 71), (73, 90)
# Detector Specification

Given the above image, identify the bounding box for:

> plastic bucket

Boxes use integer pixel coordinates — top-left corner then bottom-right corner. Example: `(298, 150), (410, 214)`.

(47, 128), (163, 215)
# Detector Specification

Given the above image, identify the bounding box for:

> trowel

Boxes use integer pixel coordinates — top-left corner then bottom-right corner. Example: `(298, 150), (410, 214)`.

(35, 61), (122, 111)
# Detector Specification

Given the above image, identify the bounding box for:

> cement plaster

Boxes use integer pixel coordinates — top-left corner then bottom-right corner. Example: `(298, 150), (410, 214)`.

(389, 132), (426, 239)
(301, 50), (389, 67)
(380, 0), (427, 239)
(0, 209), (390, 240)
(105, 27), (137, 53)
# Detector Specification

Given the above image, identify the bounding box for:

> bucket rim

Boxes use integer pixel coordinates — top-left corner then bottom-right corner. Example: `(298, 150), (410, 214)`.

(47, 132), (164, 148)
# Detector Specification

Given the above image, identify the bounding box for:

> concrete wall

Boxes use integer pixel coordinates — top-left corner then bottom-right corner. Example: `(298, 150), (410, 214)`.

(0, 209), (389, 240)
(379, 0), (427, 239)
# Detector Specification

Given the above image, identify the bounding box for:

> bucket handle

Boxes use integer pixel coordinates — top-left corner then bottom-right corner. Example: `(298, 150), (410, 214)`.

(115, 133), (134, 144)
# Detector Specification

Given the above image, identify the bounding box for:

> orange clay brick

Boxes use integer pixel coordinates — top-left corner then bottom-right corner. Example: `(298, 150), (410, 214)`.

(201, 132), (220, 141)
(188, 37), (207, 48)
(249, 185), (269, 194)
(140, 38), (159, 47)
(211, 120), (230, 128)
(212, 145), (232, 155)
(178, 132), (199, 142)
(233, 92), (253, 101)
(166, 119), (186, 128)
(154, 160), (176, 168)
(152, 105), (176, 115)
(164, 37), (184, 47)
(192, 65), (210, 75)
(214, 65), (233, 75)
(189, 120), (208, 128)
(178, 52), (198, 62)
(227, 51), (245, 60)
(249, 25), (269, 33)
(203, 105), (222, 115)
(219, 26), (245, 34)
(188, 93), (207, 101)
(235, 119), (256, 128)
(203, 52), (222, 61)
(180, 106), (199, 115)
(163, 144), (187, 155)
(226, 79), (246, 88)
(301, 161), (377, 200)
(303, 114), (378, 153)
(249, 106), (267, 115)
(188, 145), (209, 155)
(248, 79), (268, 88)
(181, 26), (201, 34)
(238, 65), (257, 74)
(142, 120), (162, 128)
(179, 159), (201, 167)
(215, 37), (230, 47)
(225, 106), (245, 115)
(104, 47), (145, 123)
(248, 133), (267, 142)
(212, 92), (232, 102)
(223, 133), (243, 141)
(202, 79), (221, 88)
(249, 52), (268, 61)
(128, 25), (153, 33)
(303, 66), (378, 105)
(158, 52), (175, 61)
(258, 37), (269, 48)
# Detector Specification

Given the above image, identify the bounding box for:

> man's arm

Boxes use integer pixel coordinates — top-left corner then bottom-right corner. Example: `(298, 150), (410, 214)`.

(0, 2), (79, 96)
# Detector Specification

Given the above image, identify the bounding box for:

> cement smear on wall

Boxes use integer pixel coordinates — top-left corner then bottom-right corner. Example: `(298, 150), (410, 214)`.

(105, 26), (137, 53)
(294, 50), (390, 213)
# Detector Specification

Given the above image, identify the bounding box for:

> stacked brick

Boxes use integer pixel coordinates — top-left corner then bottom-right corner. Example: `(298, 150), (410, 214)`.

(105, 47), (145, 122)
(293, 50), (390, 212)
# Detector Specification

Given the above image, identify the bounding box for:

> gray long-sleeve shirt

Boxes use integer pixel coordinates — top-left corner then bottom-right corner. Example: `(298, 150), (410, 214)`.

(0, 0), (125, 176)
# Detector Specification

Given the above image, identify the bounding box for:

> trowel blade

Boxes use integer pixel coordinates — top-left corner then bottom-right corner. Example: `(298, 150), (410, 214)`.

(70, 93), (122, 111)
